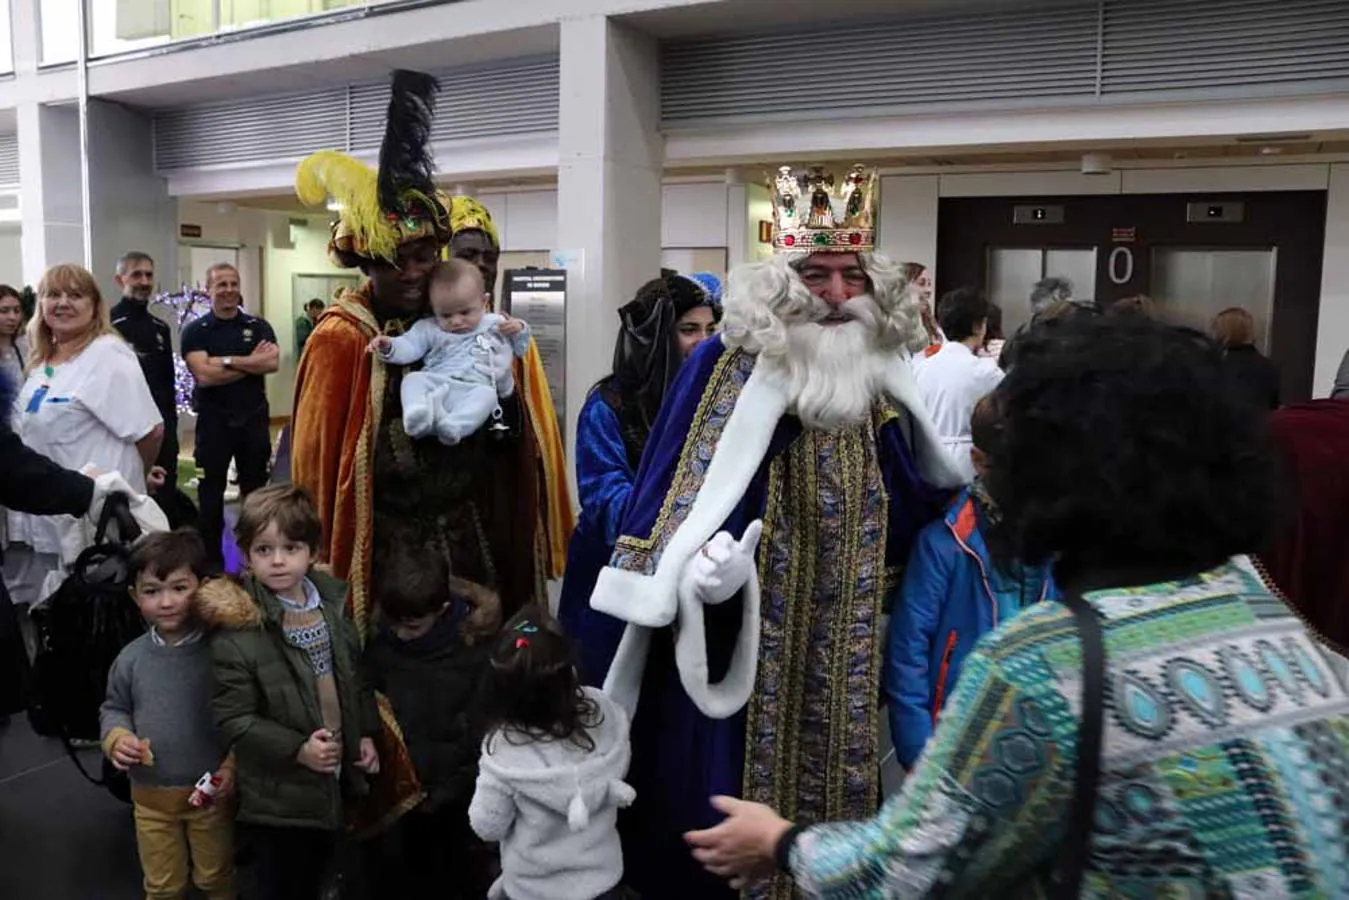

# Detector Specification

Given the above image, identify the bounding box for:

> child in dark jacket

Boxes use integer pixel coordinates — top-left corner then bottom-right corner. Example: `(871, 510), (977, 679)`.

(884, 397), (1056, 770)
(197, 485), (380, 900)
(364, 544), (500, 899)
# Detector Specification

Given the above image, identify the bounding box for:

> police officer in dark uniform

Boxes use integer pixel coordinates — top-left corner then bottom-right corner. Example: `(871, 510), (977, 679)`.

(111, 252), (178, 481)
(181, 262), (279, 566)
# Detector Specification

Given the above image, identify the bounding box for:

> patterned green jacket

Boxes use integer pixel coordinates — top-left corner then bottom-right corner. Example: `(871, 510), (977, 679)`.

(790, 557), (1349, 898)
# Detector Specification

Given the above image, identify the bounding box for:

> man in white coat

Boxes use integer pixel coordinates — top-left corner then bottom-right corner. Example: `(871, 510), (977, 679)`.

(913, 286), (1005, 483)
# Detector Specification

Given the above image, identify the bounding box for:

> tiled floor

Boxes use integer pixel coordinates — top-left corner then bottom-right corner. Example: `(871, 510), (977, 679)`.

(0, 715), (143, 899)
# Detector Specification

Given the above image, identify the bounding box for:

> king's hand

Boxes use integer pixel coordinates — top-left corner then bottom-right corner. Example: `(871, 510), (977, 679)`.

(681, 521), (763, 606)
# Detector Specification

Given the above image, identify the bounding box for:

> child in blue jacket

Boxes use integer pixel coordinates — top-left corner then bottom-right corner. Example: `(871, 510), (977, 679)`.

(884, 398), (1056, 770)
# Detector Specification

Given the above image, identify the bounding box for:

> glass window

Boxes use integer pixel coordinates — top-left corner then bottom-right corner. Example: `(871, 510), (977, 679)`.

(40, 0), (79, 65)
(0, 0), (12, 73)
(88, 0), (389, 59)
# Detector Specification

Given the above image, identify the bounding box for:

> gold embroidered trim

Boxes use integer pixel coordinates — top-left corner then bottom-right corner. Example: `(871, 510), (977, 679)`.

(344, 283), (383, 644)
(612, 348), (754, 568)
(743, 408), (891, 900)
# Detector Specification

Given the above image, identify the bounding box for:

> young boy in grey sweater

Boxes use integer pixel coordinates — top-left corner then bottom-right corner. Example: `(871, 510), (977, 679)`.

(100, 529), (236, 900)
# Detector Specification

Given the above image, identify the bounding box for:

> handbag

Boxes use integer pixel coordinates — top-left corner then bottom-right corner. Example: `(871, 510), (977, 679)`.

(1051, 590), (1106, 899)
(27, 493), (146, 802)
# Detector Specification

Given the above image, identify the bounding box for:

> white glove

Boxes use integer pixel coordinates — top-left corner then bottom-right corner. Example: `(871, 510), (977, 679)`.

(85, 468), (137, 522)
(680, 521), (763, 606)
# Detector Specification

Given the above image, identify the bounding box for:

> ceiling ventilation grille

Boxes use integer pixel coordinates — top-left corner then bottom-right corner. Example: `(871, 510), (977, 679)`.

(662, 1), (1098, 126)
(0, 134), (19, 186)
(1100, 0), (1349, 95)
(153, 55), (559, 172)
(661, 0), (1349, 128)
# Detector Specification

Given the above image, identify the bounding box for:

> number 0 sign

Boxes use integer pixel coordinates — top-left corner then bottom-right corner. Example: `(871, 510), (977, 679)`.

(1108, 247), (1134, 285)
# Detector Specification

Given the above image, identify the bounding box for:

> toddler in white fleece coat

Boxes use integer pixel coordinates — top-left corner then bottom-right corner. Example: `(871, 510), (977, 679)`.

(469, 606), (635, 900)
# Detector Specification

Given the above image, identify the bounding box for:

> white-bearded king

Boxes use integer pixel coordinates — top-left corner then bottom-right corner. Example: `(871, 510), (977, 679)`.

(584, 165), (964, 899)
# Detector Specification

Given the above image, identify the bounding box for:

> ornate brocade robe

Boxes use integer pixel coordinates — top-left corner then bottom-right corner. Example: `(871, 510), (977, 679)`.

(582, 336), (962, 899)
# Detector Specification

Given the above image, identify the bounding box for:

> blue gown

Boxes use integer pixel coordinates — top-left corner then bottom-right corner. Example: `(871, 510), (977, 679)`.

(579, 337), (951, 900)
(555, 389), (637, 686)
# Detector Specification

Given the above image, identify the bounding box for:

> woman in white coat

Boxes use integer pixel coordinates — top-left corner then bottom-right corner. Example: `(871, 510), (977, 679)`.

(3, 264), (163, 609)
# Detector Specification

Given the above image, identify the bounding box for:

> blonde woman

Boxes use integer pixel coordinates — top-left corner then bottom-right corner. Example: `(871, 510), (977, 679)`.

(3, 264), (163, 609)
(1212, 306), (1280, 410)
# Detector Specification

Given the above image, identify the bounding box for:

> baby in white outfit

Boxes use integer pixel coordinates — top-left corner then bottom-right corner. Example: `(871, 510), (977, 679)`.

(368, 259), (530, 446)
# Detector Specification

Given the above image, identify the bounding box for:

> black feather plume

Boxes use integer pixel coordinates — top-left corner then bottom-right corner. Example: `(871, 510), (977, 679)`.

(378, 69), (440, 217)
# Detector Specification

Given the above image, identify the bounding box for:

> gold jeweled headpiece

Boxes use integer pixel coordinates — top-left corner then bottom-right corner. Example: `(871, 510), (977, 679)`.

(770, 164), (877, 254)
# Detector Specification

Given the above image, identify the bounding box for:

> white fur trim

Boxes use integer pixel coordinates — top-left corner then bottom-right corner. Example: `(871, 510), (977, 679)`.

(673, 562), (762, 718)
(597, 355), (961, 720)
(590, 367), (787, 629)
(601, 624), (651, 717)
(596, 368), (787, 719)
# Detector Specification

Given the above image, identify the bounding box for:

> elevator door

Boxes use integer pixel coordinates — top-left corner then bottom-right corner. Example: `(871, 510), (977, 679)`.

(987, 247), (1098, 338)
(937, 192), (1325, 401)
(1151, 247), (1276, 351)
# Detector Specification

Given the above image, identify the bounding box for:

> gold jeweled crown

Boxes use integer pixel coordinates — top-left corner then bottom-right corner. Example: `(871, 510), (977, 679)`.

(770, 164), (877, 254)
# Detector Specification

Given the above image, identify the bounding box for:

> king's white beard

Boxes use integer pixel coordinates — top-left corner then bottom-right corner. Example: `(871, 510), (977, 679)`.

(766, 318), (889, 431)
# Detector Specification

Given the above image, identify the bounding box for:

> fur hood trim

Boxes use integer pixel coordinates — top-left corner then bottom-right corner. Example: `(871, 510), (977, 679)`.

(195, 577), (264, 631)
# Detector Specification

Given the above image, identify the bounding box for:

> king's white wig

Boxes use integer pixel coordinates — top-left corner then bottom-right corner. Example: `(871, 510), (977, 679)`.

(719, 251), (928, 358)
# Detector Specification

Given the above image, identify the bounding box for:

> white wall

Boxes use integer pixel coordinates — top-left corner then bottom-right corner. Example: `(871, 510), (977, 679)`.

(0, 228), (23, 284)
(474, 190), (559, 251)
(1315, 163), (1349, 399)
(262, 215), (339, 415)
(473, 182), (740, 255)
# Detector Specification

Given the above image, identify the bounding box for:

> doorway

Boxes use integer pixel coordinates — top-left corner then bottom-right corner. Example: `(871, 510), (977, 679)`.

(937, 191), (1326, 401)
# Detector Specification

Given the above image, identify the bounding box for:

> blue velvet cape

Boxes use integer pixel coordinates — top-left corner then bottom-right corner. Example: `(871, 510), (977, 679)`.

(556, 388), (636, 685)
(579, 337), (949, 899)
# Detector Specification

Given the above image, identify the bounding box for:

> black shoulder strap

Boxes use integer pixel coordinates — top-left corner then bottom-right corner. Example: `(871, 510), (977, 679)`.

(1054, 590), (1106, 899)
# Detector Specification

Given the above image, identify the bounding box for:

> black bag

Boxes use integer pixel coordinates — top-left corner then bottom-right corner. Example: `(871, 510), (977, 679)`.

(1050, 591), (1106, 899)
(154, 483), (200, 532)
(27, 494), (147, 802)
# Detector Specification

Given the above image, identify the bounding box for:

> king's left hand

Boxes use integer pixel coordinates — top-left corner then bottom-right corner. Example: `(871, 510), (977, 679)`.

(684, 521), (762, 606)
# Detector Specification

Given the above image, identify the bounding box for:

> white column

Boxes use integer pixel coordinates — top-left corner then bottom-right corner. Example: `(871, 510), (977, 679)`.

(1314, 163), (1349, 398)
(724, 173), (749, 269)
(557, 15), (663, 469)
(18, 101), (85, 283)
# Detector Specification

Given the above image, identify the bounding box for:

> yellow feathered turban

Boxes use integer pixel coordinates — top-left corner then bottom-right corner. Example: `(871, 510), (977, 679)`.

(449, 195), (500, 249)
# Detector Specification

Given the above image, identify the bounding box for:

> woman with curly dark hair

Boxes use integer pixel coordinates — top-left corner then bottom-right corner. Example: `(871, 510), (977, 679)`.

(686, 316), (1349, 898)
(556, 270), (721, 685)
(470, 605), (635, 900)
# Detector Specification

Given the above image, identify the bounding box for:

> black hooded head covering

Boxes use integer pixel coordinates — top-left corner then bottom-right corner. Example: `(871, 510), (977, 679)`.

(597, 270), (721, 468)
